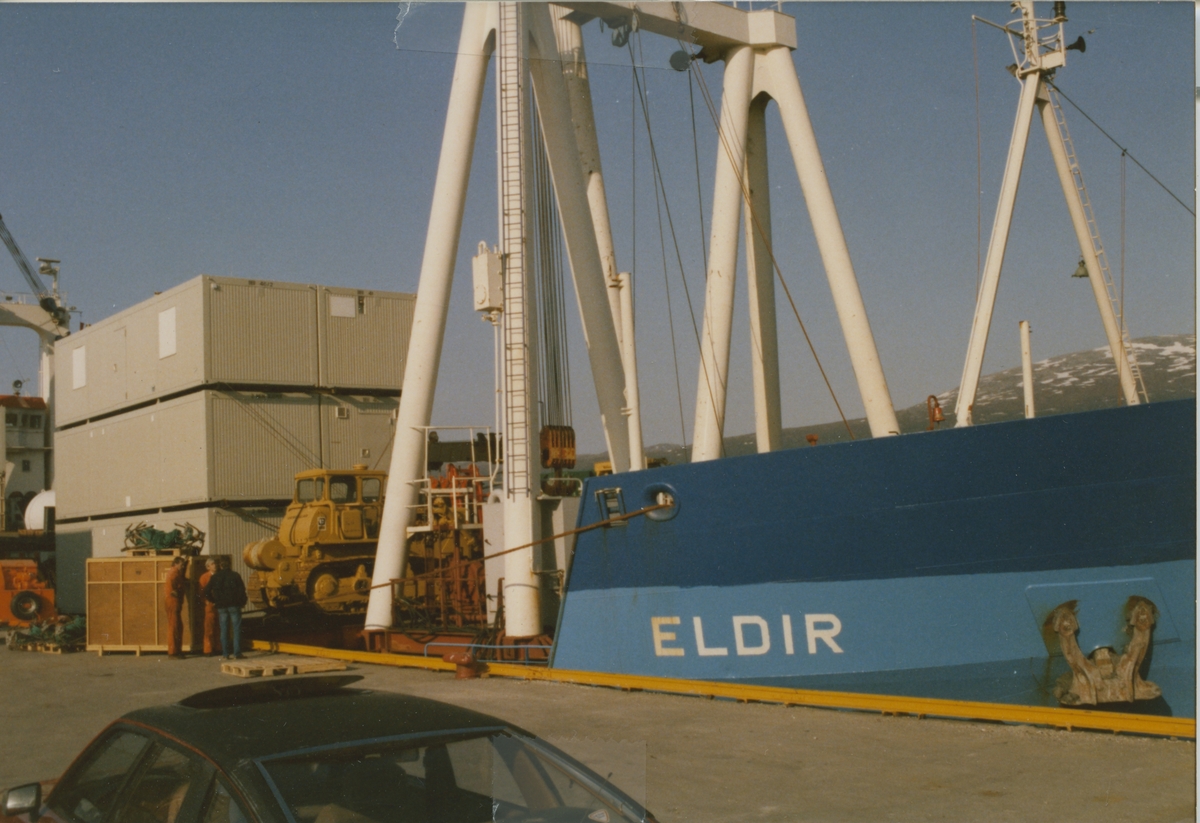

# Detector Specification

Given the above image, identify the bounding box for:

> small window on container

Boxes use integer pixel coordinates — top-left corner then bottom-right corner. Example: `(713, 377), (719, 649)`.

(362, 478), (382, 503)
(29, 416), (41, 430)
(4, 414), (15, 427)
(296, 478), (324, 503)
(21, 460), (31, 472)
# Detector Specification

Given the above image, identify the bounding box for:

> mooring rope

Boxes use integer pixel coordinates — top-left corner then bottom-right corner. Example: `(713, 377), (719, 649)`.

(371, 500), (672, 592)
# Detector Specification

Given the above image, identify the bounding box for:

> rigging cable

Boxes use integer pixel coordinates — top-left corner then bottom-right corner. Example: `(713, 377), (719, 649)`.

(215, 385), (322, 468)
(654, 161), (690, 451)
(530, 94), (572, 428)
(640, 36), (690, 449)
(630, 58), (637, 276)
(688, 70), (710, 276)
(682, 46), (856, 438)
(973, 18), (983, 297)
(1120, 149), (1126, 332)
(627, 36), (724, 455)
(1047, 81), (1194, 218)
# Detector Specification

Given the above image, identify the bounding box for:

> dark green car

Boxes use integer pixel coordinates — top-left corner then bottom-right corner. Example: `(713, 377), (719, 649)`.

(1, 676), (655, 823)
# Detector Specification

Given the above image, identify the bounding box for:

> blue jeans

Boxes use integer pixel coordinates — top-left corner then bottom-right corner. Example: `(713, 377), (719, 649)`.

(217, 607), (242, 658)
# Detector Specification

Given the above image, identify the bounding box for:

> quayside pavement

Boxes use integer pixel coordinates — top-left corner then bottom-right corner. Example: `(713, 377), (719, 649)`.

(0, 641), (1193, 822)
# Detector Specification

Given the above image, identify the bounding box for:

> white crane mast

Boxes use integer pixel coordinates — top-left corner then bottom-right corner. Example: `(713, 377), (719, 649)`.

(368, 2), (903, 632)
(955, 0), (1141, 427)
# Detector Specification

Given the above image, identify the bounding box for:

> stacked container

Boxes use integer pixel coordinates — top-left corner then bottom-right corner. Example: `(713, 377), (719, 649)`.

(54, 275), (415, 612)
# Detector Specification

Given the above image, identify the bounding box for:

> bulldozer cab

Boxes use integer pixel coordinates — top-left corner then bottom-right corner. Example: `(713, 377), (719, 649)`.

(288, 465), (387, 544)
(295, 471), (384, 505)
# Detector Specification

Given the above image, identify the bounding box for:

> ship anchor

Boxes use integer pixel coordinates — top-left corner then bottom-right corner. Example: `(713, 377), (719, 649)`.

(1047, 597), (1161, 707)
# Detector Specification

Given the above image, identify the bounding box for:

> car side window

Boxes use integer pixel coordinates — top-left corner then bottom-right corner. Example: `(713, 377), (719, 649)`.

(108, 743), (207, 823)
(199, 776), (250, 823)
(48, 730), (150, 823)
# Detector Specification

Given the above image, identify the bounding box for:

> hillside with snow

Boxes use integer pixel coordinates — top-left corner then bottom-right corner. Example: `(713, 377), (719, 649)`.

(930, 335), (1195, 427)
(614, 334), (1195, 465)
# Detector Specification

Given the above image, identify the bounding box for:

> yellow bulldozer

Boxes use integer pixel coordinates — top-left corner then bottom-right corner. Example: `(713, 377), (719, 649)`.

(243, 465), (386, 613)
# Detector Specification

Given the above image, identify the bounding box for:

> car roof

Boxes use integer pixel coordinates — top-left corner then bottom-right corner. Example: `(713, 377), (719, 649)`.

(118, 676), (515, 767)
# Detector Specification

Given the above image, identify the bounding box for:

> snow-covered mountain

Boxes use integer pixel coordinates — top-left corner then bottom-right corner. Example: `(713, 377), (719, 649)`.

(612, 334), (1195, 465)
(931, 334), (1195, 427)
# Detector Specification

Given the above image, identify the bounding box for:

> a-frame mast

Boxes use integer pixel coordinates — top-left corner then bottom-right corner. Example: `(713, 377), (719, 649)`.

(955, 0), (1142, 427)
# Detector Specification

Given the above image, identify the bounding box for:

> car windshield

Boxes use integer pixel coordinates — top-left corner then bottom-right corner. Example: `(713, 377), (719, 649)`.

(257, 730), (641, 823)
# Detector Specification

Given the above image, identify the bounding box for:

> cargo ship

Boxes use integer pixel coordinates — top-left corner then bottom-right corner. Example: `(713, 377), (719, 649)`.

(555, 398), (1195, 716)
(364, 2), (1195, 719)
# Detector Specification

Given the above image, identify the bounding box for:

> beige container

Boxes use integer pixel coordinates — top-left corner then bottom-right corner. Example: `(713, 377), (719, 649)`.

(321, 395), (398, 472)
(57, 276), (322, 427)
(56, 391), (396, 520)
(55, 391), (320, 518)
(57, 277), (414, 428)
(318, 287), (414, 391)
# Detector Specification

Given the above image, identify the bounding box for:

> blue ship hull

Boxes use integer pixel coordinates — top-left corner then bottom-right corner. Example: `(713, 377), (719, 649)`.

(552, 400), (1196, 717)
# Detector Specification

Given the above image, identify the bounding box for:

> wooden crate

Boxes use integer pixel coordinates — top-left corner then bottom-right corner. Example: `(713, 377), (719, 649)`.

(86, 556), (202, 653)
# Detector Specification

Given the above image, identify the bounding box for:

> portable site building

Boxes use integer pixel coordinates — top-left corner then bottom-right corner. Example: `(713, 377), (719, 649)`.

(55, 390), (397, 520)
(52, 275), (414, 615)
(55, 276), (415, 427)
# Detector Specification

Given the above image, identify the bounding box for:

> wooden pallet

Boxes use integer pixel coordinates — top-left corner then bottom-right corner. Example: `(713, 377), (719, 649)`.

(221, 657), (348, 678)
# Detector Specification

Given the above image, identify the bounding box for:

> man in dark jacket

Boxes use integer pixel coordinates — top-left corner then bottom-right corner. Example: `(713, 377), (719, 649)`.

(202, 558), (247, 660)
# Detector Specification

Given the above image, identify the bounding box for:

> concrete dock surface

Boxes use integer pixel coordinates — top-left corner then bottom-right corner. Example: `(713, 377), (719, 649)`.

(1, 643), (1193, 822)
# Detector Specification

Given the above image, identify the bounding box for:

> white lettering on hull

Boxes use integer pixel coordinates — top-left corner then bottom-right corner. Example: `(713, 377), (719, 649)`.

(693, 617), (729, 656)
(805, 614), (844, 654)
(733, 616), (770, 655)
(650, 616), (684, 656)
(651, 613), (843, 657)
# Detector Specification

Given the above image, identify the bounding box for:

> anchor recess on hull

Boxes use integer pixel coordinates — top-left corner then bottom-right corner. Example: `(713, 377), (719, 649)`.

(1047, 596), (1161, 707)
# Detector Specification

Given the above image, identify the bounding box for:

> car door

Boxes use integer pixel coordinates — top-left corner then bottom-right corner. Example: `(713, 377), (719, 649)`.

(42, 726), (215, 823)
(103, 736), (212, 823)
(41, 728), (153, 823)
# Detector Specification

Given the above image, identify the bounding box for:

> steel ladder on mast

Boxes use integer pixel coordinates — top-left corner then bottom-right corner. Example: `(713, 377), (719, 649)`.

(498, 2), (531, 496)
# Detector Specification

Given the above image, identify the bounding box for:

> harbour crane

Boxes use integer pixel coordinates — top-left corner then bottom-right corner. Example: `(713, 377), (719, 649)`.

(0, 213), (71, 498)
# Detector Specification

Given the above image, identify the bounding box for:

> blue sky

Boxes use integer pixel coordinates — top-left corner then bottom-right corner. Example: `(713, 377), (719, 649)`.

(0, 2), (1192, 453)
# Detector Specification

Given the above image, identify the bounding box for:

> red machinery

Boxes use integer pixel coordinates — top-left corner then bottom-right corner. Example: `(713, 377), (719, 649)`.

(0, 559), (55, 626)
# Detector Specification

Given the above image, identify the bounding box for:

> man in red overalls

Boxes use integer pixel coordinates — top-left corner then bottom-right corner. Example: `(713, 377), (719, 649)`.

(164, 556), (187, 659)
(198, 558), (220, 656)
